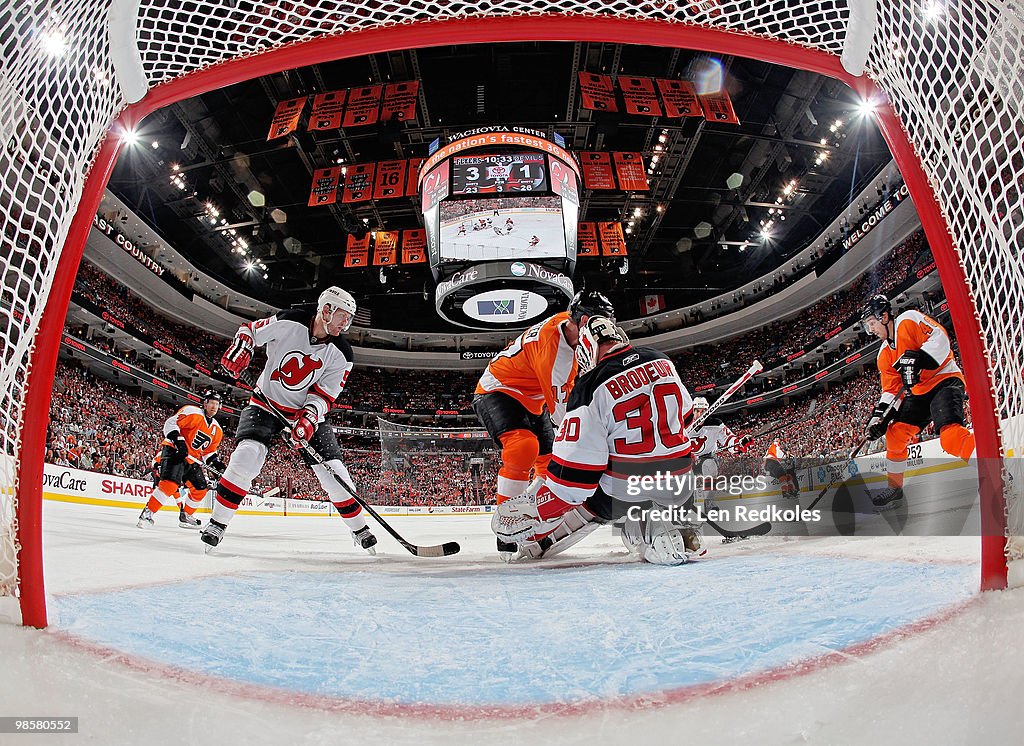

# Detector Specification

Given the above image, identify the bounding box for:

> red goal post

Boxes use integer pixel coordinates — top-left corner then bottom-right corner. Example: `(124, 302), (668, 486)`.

(2, 1), (1020, 628)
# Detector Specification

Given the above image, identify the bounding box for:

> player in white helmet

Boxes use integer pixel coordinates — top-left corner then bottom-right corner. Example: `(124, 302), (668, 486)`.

(687, 396), (754, 542)
(206, 285), (376, 554)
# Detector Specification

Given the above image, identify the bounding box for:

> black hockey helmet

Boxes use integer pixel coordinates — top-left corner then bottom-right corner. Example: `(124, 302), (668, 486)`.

(860, 293), (892, 322)
(568, 289), (615, 324)
(201, 389), (222, 403)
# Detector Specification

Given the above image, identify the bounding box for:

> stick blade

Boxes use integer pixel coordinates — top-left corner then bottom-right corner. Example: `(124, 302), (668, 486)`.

(414, 541), (462, 557)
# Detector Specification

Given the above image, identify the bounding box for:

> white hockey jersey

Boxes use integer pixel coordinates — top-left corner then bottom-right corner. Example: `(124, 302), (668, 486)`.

(546, 345), (696, 506)
(689, 419), (743, 458)
(237, 308), (353, 423)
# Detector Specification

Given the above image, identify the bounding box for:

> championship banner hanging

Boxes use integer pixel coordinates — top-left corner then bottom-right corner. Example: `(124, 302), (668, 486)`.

(373, 231), (399, 266)
(381, 81), (419, 122)
(580, 151), (617, 190)
(308, 166), (343, 206)
(618, 77), (662, 116)
(342, 163), (376, 203)
(267, 97), (306, 140)
(307, 90), (347, 131)
(342, 85), (383, 128)
(598, 222), (628, 256)
(372, 160), (408, 200)
(401, 229), (427, 264)
(344, 233), (370, 267)
(578, 72), (618, 112)
(613, 152), (650, 191)
(405, 158), (424, 197)
(577, 222), (600, 257)
(698, 89), (741, 125)
(656, 79), (703, 118)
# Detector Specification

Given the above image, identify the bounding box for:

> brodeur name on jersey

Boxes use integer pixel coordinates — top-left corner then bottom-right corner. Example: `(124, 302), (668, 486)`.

(475, 311), (577, 426)
(546, 345), (696, 507)
(246, 308), (353, 421)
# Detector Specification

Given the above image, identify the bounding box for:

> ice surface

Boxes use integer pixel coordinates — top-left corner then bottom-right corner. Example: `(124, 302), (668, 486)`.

(1, 501), (1022, 744)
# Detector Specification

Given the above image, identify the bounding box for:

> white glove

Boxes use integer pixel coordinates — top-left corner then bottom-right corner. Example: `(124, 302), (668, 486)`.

(643, 530), (691, 566)
(491, 493), (540, 545)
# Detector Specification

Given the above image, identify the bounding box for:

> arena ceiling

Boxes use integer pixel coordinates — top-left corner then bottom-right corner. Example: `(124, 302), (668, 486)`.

(106, 41), (894, 332)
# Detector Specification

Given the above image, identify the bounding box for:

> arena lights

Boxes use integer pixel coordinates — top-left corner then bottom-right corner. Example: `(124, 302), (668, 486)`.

(856, 98), (877, 117)
(39, 29), (67, 58)
(695, 58), (724, 95)
(760, 228), (773, 241)
(922, 1), (946, 23)
(120, 127), (139, 147)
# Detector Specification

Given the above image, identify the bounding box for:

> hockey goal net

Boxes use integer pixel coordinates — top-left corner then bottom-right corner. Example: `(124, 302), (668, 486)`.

(1, 1), (1021, 626)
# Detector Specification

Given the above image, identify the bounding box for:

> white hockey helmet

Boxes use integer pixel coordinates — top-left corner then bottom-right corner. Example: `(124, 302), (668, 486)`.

(692, 396), (709, 413)
(575, 315), (629, 374)
(318, 286), (357, 332)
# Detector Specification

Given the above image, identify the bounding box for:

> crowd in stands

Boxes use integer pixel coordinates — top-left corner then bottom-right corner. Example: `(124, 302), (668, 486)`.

(675, 230), (930, 387)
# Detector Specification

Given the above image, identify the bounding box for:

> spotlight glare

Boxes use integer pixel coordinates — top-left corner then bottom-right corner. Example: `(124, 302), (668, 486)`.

(857, 98), (876, 117)
(40, 30), (67, 58)
(121, 128), (139, 147)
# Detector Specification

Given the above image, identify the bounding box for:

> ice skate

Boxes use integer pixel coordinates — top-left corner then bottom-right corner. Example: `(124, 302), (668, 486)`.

(352, 526), (377, 555)
(872, 486), (904, 511)
(178, 508), (201, 530)
(200, 519), (227, 552)
(137, 507), (155, 529)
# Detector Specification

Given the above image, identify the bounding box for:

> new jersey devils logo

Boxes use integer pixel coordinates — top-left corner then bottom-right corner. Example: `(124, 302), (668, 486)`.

(270, 352), (323, 391)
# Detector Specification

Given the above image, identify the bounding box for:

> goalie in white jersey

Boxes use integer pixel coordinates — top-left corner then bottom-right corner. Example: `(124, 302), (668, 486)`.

(202, 286), (377, 553)
(492, 316), (706, 565)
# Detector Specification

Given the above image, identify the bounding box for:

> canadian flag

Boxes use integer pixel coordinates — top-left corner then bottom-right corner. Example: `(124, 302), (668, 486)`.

(641, 294), (666, 315)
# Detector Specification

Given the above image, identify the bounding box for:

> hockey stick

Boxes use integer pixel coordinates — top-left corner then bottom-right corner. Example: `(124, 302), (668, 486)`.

(692, 360), (763, 430)
(806, 386), (906, 512)
(235, 373), (460, 557)
(704, 516), (772, 539)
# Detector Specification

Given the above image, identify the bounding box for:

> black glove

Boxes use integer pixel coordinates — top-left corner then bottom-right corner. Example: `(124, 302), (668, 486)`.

(893, 349), (938, 388)
(865, 402), (893, 440)
(207, 454), (227, 472)
(170, 431), (189, 462)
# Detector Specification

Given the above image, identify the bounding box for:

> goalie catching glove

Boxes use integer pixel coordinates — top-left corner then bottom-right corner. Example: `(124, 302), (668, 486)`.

(220, 328), (255, 378)
(289, 405), (319, 449)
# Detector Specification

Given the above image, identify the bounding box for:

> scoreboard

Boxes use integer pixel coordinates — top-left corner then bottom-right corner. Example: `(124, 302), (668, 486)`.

(450, 153), (548, 195)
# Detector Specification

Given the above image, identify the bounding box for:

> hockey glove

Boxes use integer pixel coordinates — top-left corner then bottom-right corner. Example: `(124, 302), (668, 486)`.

(865, 402), (894, 440)
(289, 406), (319, 450)
(491, 492), (541, 545)
(736, 434), (754, 453)
(893, 349), (938, 388)
(169, 431), (189, 463)
(207, 454), (227, 472)
(220, 328), (255, 378)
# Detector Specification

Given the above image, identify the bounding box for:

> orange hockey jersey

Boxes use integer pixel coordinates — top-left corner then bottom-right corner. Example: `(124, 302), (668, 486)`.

(765, 440), (786, 460)
(475, 312), (578, 425)
(161, 405), (224, 465)
(876, 309), (964, 403)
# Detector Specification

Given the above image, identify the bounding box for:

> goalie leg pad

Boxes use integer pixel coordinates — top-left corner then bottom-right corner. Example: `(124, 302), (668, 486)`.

(533, 505), (599, 559)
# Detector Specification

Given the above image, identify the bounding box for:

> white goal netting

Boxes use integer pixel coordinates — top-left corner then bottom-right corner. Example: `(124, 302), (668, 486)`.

(2, 1), (1023, 613)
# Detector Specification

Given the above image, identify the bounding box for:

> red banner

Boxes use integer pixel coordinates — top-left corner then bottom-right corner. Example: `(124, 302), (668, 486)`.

(372, 160), (408, 200)
(598, 222), (628, 256)
(656, 79), (703, 118)
(267, 97), (306, 140)
(420, 160), (449, 212)
(619, 76), (662, 116)
(307, 166), (343, 206)
(641, 294), (666, 315)
(342, 163), (376, 203)
(373, 231), (399, 266)
(380, 81), (419, 123)
(698, 89), (740, 125)
(406, 158), (424, 197)
(307, 90), (346, 131)
(613, 152), (650, 191)
(344, 234), (370, 268)
(548, 156), (579, 205)
(578, 72), (618, 112)
(580, 152), (617, 190)
(342, 85), (382, 128)
(401, 229), (427, 264)
(577, 222), (600, 257)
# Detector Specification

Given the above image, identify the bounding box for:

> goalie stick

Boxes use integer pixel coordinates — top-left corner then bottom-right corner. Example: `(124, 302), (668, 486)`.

(691, 360), (763, 430)
(806, 386), (906, 512)
(704, 516), (772, 539)
(232, 369), (460, 557)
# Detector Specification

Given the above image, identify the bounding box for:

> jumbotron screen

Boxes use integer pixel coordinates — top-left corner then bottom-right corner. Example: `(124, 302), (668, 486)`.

(450, 153), (548, 195)
(438, 196), (567, 261)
